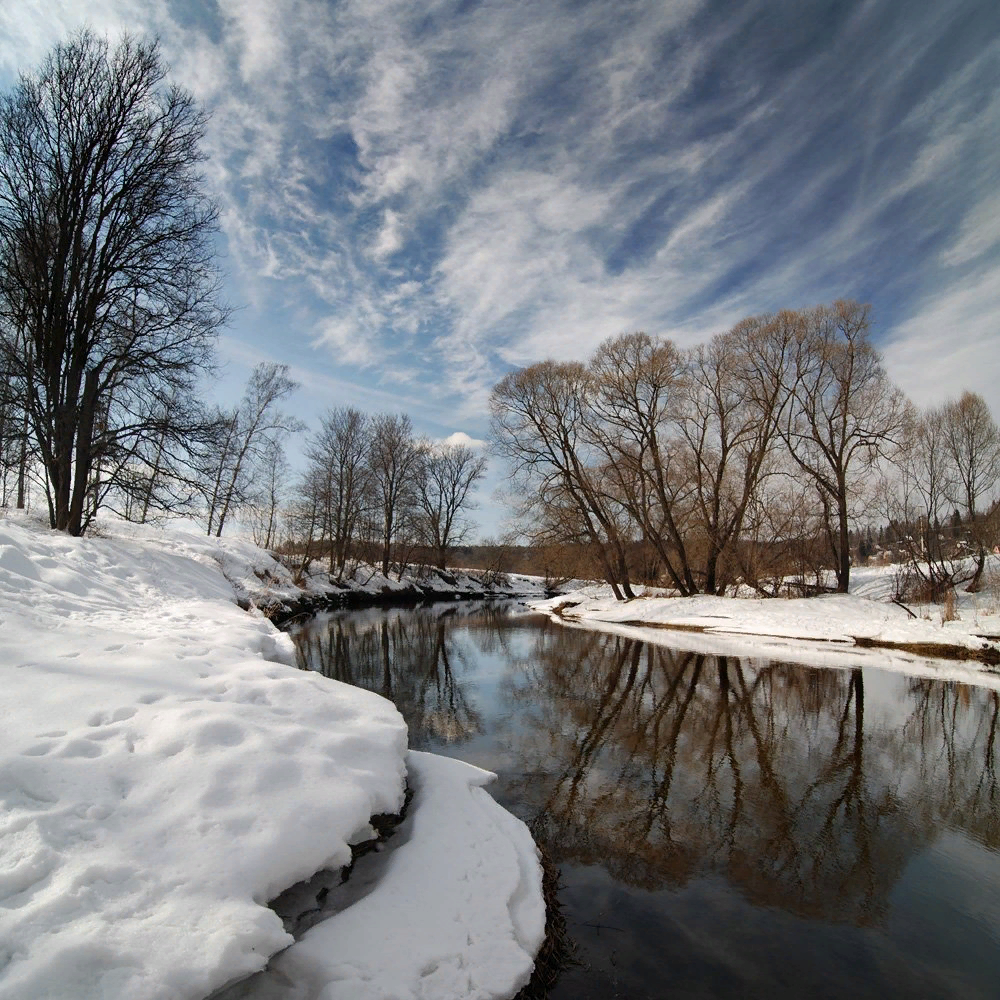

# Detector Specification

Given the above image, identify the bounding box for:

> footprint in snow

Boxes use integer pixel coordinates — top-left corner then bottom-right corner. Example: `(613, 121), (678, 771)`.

(59, 739), (103, 758)
(87, 707), (137, 727)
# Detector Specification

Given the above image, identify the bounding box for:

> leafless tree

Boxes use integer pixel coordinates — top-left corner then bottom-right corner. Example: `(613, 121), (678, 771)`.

(778, 301), (907, 592)
(0, 31), (228, 535)
(941, 391), (1000, 591)
(303, 407), (372, 577)
(585, 332), (691, 593)
(369, 412), (420, 577)
(888, 404), (966, 599)
(202, 362), (300, 537)
(674, 319), (792, 594)
(415, 441), (487, 570)
(247, 437), (288, 550)
(490, 361), (636, 599)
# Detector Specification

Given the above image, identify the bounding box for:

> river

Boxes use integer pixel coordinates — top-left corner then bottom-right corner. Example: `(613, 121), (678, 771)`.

(288, 600), (1000, 1000)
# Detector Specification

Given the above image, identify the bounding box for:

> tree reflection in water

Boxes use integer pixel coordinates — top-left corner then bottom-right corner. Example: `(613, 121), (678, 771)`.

(292, 604), (486, 745)
(502, 628), (1000, 927)
(291, 603), (1000, 995)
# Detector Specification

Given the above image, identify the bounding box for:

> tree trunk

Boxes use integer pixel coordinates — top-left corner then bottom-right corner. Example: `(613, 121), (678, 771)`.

(836, 485), (851, 593)
(140, 428), (166, 524)
(16, 401), (29, 509)
(381, 510), (392, 576)
(966, 546), (987, 593)
(67, 369), (101, 536)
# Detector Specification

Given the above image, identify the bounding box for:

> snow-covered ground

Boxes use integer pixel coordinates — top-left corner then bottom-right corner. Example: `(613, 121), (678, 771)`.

(0, 513), (542, 1000)
(531, 561), (1000, 688)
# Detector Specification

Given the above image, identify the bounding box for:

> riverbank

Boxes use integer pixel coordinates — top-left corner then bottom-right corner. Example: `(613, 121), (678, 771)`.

(171, 531), (547, 626)
(256, 561), (547, 627)
(0, 513), (543, 1000)
(529, 566), (1000, 685)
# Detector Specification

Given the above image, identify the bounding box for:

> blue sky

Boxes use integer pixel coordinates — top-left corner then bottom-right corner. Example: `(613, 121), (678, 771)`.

(2, 0), (998, 537)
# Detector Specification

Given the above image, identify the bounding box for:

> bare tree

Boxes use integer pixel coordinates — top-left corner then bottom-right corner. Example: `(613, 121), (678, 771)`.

(585, 332), (692, 594)
(778, 301), (907, 592)
(203, 362), (300, 537)
(941, 391), (1000, 591)
(0, 31), (227, 535)
(369, 413), (420, 577)
(888, 404), (966, 599)
(675, 320), (791, 594)
(303, 407), (372, 578)
(490, 361), (636, 599)
(415, 440), (487, 570)
(247, 437), (288, 550)
(582, 321), (791, 595)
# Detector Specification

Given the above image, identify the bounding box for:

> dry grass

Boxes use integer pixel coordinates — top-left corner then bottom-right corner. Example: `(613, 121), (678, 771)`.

(984, 568), (1000, 616)
(942, 588), (958, 623)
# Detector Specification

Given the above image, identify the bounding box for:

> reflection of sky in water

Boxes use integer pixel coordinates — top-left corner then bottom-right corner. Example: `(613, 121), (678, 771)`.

(291, 602), (1000, 999)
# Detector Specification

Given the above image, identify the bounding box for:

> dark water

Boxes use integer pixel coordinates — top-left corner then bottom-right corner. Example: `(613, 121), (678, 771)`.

(288, 602), (1000, 1000)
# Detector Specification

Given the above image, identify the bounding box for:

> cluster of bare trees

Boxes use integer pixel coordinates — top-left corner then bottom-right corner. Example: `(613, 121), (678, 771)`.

(288, 409), (487, 578)
(889, 391), (1000, 597)
(491, 300), (997, 597)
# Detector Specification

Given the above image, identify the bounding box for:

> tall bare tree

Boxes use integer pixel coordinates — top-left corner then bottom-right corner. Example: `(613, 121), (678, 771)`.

(0, 31), (227, 534)
(941, 391), (1000, 591)
(369, 413), (420, 577)
(778, 301), (907, 592)
(585, 332), (691, 593)
(415, 441), (487, 570)
(675, 321), (791, 594)
(246, 437), (288, 551)
(490, 361), (636, 598)
(889, 404), (964, 599)
(304, 407), (372, 577)
(203, 362), (300, 537)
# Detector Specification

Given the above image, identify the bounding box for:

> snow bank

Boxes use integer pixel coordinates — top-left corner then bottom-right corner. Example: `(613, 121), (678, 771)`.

(270, 751), (545, 1000)
(0, 515), (544, 1000)
(530, 587), (1000, 686)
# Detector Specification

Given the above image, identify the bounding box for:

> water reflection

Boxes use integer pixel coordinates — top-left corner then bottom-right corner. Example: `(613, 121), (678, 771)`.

(292, 605), (487, 745)
(291, 604), (1000, 997)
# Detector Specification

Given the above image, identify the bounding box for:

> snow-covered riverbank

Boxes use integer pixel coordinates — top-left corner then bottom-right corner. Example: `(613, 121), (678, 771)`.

(216, 539), (546, 625)
(530, 564), (1000, 687)
(0, 514), (543, 1000)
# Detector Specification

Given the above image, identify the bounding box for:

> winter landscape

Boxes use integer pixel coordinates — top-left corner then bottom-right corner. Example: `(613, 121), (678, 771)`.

(2, 1), (1000, 998)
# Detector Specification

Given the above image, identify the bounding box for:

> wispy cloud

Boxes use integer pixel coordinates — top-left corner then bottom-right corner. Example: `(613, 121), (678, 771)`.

(1, 0), (997, 436)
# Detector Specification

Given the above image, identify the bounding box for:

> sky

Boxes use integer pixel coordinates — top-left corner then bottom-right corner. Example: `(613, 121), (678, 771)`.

(1, 0), (998, 538)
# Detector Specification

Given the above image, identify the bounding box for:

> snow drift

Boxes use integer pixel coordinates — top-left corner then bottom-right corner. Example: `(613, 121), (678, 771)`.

(0, 515), (542, 1000)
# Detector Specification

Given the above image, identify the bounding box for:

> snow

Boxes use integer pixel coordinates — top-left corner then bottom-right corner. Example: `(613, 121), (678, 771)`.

(0, 513), (543, 1000)
(531, 563), (1000, 689)
(265, 752), (544, 1000)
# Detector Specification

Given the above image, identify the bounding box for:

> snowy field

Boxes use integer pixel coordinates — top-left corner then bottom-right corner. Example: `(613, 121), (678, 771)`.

(0, 513), (543, 1000)
(531, 562), (1000, 689)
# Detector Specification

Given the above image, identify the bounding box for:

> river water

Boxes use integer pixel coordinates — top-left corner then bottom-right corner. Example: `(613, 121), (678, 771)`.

(289, 601), (1000, 1000)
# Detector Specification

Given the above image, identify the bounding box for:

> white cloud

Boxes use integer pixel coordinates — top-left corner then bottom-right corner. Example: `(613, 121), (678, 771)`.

(882, 265), (1000, 417)
(940, 192), (1000, 268)
(440, 431), (486, 449)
